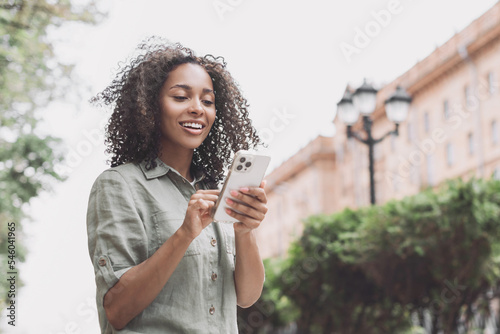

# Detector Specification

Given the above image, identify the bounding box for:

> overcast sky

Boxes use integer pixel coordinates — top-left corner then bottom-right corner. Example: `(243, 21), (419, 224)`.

(2, 0), (498, 332)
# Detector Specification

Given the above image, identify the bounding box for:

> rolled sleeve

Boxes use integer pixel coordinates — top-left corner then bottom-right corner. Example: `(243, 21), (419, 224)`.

(86, 170), (148, 303)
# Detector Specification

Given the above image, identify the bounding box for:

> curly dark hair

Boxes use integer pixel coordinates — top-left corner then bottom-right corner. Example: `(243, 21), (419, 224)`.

(91, 37), (261, 187)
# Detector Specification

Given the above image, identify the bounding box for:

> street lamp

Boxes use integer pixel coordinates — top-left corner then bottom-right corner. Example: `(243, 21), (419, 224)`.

(336, 80), (412, 205)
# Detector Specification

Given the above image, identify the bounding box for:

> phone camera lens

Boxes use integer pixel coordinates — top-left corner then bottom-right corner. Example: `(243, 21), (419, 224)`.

(236, 165), (243, 171)
(245, 162), (252, 167)
(240, 157), (246, 163)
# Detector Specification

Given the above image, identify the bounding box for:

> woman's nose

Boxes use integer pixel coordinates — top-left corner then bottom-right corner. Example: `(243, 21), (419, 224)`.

(188, 99), (204, 115)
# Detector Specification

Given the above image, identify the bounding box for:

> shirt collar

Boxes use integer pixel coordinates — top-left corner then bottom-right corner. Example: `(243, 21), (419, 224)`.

(139, 158), (206, 184)
(139, 158), (171, 180)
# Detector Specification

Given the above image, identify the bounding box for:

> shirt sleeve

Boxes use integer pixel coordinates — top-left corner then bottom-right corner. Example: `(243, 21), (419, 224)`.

(86, 169), (148, 304)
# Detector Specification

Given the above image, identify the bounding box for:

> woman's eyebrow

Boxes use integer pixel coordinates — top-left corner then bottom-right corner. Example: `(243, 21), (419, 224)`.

(169, 84), (213, 94)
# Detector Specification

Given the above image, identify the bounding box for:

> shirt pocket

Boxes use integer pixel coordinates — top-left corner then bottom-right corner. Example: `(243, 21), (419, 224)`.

(151, 211), (201, 257)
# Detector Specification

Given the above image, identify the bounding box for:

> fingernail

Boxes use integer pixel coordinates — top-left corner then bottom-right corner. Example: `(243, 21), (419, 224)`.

(230, 190), (238, 196)
(225, 208), (232, 214)
(226, 198), (233, 204)
(240, 187), (249, 192)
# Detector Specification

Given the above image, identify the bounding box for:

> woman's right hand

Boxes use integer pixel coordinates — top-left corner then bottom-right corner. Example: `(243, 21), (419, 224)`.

(180, 189), (220, 240)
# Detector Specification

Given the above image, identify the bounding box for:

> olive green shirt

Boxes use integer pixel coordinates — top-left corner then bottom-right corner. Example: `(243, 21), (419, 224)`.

(86, 159), (237, 333)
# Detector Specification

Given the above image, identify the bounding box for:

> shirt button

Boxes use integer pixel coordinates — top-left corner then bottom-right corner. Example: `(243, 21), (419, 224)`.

(98, 257), (106, 266)
(210, 238), (217, 247)
(211, 272), (218, 281)
(209, 306), (215, 315)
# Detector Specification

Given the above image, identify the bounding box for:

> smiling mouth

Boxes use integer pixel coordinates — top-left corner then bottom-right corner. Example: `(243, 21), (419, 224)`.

(180, 122), (205, 130)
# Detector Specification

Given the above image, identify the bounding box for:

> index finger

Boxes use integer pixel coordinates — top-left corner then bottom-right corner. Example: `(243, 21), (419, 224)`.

(239, 186), (267, 203)
(196, 189), (220, 195)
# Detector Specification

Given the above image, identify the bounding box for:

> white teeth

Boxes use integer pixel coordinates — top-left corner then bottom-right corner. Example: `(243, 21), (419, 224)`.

(181, 122), (203, 129)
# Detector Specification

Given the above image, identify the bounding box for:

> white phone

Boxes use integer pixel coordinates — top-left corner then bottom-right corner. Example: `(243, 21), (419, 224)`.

(212, 150), (271, 223)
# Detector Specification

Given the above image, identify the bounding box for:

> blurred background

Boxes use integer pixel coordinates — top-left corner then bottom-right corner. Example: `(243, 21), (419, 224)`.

(1, 0), (500, 333)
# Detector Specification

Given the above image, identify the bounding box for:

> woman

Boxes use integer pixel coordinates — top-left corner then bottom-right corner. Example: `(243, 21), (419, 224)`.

(87, 37), (267, 333)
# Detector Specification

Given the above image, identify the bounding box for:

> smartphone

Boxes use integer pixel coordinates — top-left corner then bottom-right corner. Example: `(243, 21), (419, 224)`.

(212, 150), (271, 223)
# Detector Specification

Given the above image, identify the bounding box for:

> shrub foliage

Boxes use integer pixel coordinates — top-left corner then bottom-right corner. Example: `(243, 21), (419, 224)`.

(239, 177), (500, 334)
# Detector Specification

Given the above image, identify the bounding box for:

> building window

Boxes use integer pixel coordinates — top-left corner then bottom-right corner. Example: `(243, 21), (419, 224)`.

(426, 154), (435, 186)
(492, 120), (499, 145)
(488, 71), (497, 95)
(374, 144), (382, 161)
(336, 144), (344, 163)
(443, 100), (450, 120)
(390, 133), (396, 152)
(493, 167), (500, 180)
(424, 112), (430, 133)
(468, 133), (474, 155)
(407, 122), (413, 142)
(410, 164), (418, 185)
(392, 176), (400, 193)
(446, 143), (454, 166)
(464, 85), (475, 109)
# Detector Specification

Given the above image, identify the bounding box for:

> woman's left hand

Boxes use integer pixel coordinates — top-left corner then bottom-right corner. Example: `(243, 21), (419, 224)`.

(225, 180), (268, 234)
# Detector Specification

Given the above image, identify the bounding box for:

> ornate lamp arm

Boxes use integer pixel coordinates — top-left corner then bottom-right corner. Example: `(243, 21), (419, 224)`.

(344, 118), (400, 205)
(373, 124), (400, 145)
(347, 125), (369, 145)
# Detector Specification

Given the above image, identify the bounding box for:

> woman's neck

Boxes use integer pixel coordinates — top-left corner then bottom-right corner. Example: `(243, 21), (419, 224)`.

(158, 145), (194, 182)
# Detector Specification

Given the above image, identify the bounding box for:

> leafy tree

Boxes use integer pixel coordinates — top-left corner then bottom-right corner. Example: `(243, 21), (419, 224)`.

(253, 177), (500, 333)
(238, 258), (299, 333)
(0, 0), (103, 310)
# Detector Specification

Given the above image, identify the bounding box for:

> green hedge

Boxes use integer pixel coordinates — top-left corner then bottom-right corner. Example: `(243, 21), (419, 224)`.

(238, 177), (500, 334)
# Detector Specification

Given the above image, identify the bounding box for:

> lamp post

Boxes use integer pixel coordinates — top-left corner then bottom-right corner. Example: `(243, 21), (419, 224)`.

(336, 80), (412, 205)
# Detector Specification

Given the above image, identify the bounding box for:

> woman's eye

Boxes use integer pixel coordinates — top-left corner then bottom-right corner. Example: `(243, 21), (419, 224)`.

(203, 100), (214, 105)
(174, 96), (187, 100)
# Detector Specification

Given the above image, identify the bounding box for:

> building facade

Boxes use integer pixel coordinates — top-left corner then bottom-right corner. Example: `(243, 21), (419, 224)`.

(257, 2), (500, 259)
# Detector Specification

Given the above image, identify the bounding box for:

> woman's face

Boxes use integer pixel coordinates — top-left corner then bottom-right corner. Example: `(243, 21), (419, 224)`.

(158, 62), (216, 153)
